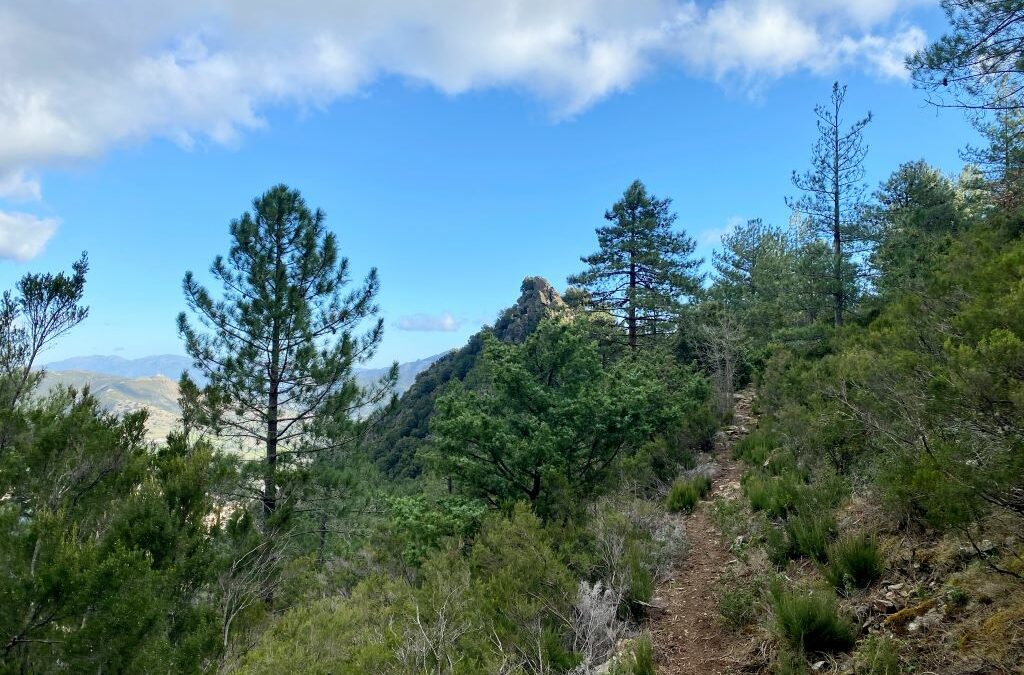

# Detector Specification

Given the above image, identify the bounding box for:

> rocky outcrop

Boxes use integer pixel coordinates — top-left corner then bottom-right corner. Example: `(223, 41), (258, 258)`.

(363, 277), (565, 477)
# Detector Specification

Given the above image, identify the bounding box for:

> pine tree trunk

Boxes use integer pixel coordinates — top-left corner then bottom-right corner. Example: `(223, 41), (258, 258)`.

(264, 387), (278, 520)
(628, 259), (637, 349)
(833, 107), (844, 328)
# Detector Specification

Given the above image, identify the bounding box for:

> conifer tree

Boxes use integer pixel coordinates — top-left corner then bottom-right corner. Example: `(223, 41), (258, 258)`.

(178, 185), (392, 521)
(788, 82), (872, 326)
(909, 0), (1024, 112)
(569, 180), (702, 349)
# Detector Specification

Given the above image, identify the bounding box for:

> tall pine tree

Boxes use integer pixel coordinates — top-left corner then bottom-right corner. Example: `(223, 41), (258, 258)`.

(569, 180), (702, 349)
(788, 82), (872, 327)
(178, 185), (393, 522)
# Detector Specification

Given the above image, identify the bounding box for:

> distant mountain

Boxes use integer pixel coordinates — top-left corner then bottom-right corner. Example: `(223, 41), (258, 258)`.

(45, 354), (201, 380)
(45, 352), (447, 390)
(354, 352), (450, 393)
(37, 351), (449, 443)
(37, 371), (182, 442)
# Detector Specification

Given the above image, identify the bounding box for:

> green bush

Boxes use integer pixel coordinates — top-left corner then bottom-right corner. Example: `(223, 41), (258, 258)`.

(784, 512), (836, 561)
(770, 586), (856, 655)
(743, 470), (802, 518)
(610, 633), (656, 675)
(763, 520), (792, 568)
(773, 648), (809, 675)
(624, 548), (655, 620)
(823, 532), (884, 589)
(852, 635), (901, 675)
(718, 573), (762, 630)
(733, 429), (778, 465)
(666, 474), (711, 513)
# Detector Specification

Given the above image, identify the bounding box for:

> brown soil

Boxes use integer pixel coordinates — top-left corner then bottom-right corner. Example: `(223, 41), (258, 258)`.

(649, 390), (754, 674)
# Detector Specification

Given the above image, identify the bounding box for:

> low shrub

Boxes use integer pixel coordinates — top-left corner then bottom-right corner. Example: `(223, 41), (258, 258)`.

(762, 520), (791, 568)
(624, 550), (655, 620)
(784, 512), (836, 562)
(733, 429), (778, 465)
(666, 474), (711, 513)
(743, 470), (802, 518)
(823, 532), (884, 590)
(773, 647), (809, 675)
(718, 573), (762, 630)
(770, 586), (856, 655)
(610, 633), (655, 675)
(852, 635), (901, 675)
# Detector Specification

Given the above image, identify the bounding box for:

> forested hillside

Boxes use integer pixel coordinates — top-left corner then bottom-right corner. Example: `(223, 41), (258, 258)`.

(2, 3), (1023, 673)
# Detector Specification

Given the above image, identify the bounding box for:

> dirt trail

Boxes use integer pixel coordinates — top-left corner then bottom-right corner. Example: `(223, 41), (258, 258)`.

(649, 390), (754, 674)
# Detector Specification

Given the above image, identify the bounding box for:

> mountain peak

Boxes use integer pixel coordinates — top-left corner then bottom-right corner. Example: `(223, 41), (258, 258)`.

(493, 276), (566, 344)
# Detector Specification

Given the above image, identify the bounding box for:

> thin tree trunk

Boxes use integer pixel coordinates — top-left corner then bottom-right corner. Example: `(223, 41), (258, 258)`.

(832, 103), (844, 328)
(628, 259), (637, 349)
(316, 516), (327, 569)
(264, 387), (278, 519)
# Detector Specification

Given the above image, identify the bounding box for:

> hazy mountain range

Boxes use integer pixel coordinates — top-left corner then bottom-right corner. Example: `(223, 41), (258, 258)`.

(38, 352), (448, 441)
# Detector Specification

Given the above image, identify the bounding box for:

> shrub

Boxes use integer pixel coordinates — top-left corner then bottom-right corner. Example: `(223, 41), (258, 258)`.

(763, 521), (792, 568)
(823, 532), (884, 590)
(718, 573), (762, 630)
(743, 470), (802, 518)
(609, 633), (655, 675)
(666, 474), (711, 513)
(784, 512), (836, 562)
(624, 549), (655, 620)
(733, 429), (777, 465)
(770, 586), (856, 655)
(852, 636), (901, 675)
(773, 648), (809, 675)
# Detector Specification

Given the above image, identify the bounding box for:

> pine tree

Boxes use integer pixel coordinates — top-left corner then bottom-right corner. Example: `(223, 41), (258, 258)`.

(865, 160), (963, 296)
(710, 219), (789, 350)
(788, 82), (872, 327)
(908, 0), (1024, 112)
(569, 180), (703, 349)
(961, 102), (1024, 207)
(178, 185), (393, 522)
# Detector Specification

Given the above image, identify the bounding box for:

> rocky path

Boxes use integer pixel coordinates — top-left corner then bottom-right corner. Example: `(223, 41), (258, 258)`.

(649, 390), (755, 674)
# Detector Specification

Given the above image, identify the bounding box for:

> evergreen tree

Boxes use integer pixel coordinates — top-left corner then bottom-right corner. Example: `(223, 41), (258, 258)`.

(865, 160), (963, 296)
(429, 319), (687, 519)
(569, 180), (703, 349)
(178, 185), (393, 522)
(788, 82), (872, 327)
(961, 102), (1024, 207)
(908, 0), (1024, 112)
(711, 219), (789, 340)
(0, 253), (88, 414)
(0, 261), (226, 671)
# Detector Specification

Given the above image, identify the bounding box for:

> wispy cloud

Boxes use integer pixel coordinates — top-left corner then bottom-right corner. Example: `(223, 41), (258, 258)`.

(0, 210), (59, 261)
(395, 312), (464, 332)
(699, 216), (745, 247)
(0, 170), (41, 202)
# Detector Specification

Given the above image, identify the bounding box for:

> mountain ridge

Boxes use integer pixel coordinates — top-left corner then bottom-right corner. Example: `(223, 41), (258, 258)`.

(38, 351), (449, 442)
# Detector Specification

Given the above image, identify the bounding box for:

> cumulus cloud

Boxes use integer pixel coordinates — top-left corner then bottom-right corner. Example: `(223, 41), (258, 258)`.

(395, 312), (464, 332)
(0, 0), (929, 180)
(0, 211), (59, 261)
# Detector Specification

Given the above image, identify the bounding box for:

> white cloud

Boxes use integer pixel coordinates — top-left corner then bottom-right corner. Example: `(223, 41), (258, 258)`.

(699, 216), (744, 246)
(0, 211), (59, 261)
(395, 312), (464, 332)
(0, 170), (41, 201)
(0, 0), (929, 180)
(668, 0), (928, 86)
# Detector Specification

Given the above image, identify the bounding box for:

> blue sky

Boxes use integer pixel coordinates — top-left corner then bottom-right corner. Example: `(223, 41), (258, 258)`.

(0, 1), (979, 367)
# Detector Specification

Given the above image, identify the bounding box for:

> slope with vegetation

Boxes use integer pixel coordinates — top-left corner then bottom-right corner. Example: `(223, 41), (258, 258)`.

(2, 3), (1024, 672)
